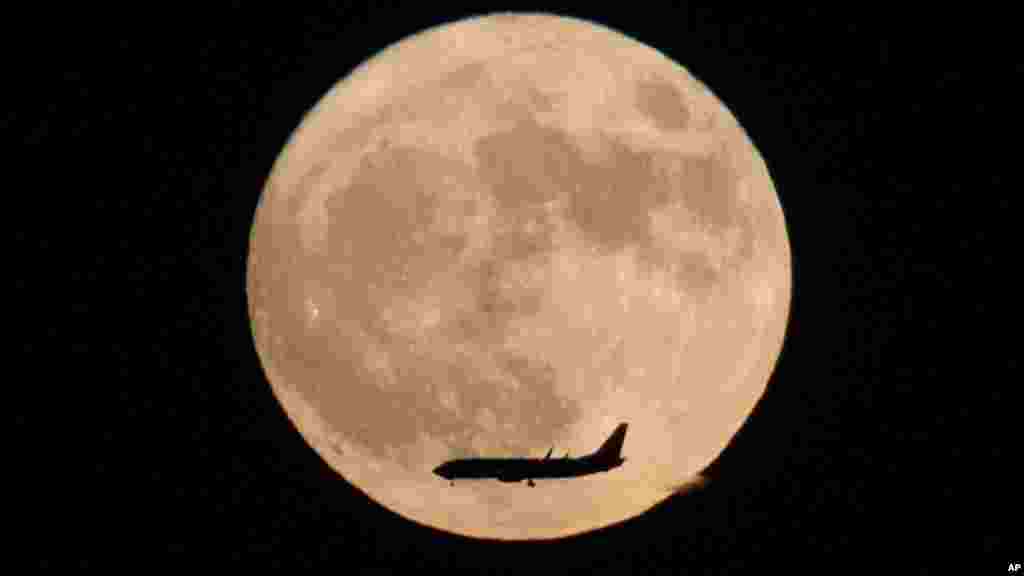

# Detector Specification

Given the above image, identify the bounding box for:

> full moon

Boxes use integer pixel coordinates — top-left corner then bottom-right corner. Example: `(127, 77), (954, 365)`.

(247, 13), (791, 540)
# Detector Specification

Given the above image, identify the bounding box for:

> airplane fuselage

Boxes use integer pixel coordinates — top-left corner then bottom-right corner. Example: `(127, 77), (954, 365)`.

(433, 455), (625, 483)
(432, 423), (629, 485)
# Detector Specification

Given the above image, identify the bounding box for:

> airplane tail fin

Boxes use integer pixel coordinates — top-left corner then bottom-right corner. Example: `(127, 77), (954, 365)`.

(589, 423), (628, 465)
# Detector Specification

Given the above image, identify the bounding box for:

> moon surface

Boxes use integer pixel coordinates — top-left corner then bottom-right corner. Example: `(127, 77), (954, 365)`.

(247, 13), (791, 540)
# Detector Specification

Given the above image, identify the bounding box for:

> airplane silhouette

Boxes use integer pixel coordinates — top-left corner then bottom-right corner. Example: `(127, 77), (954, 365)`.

(432, 423), (628, 487)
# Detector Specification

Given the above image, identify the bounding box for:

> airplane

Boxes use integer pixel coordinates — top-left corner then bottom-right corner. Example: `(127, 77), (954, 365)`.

(432, 423), (628, 487)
